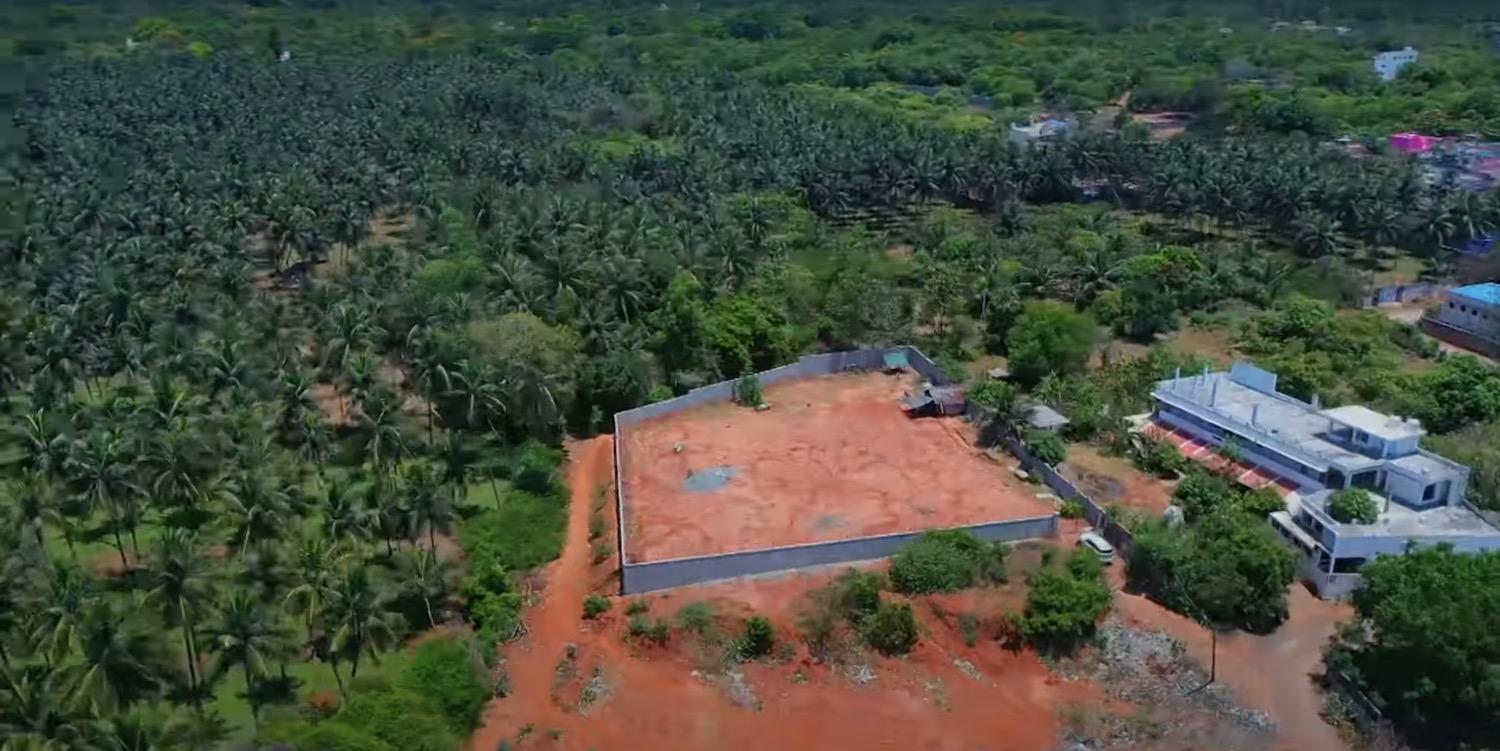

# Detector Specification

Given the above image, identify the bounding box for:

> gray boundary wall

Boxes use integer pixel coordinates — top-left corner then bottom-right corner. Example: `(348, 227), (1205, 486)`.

(622, 515), (1057, 594)
(612, 346), (970, 593)
(1000, 433), (1137, 557)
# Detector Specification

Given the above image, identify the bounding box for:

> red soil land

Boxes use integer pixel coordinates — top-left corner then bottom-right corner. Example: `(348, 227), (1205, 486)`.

(620, 371), (1052, 561)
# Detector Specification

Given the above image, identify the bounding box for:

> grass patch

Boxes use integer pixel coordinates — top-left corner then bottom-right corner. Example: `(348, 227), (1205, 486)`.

(459, 483), (566, 571)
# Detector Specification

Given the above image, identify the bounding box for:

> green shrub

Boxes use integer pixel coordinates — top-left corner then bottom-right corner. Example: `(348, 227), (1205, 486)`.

(1058, 500), (1085, 520)
(738, 616), (775, 659)
(889, 530), (1009, 593)
(583, 595), (610, 620)
(1237, 487), (1286, 518)
(645, 617), (671, 645)
(625, 599), (649, 616)
(1328, 488), (1379, 524)
(1024, 429), (1068, 466)
(831, 569), (884, 622)
(334, 689), (458, 751)
(284, 722), (394, 751)
(1017, 551), (1111, 654)
(1133, 438), (1186, 478)
(734, 373), (763, 407)
(957, 613), (980, 647)
(395, 636), (491, 732)
(968, 380), (1019, 413)
(470, 591), (524, 645)
(675, 601), (717, 637)
(512, 440), (564, 496)
(861, 601), (919, 656)
(459, 491), (565, 572)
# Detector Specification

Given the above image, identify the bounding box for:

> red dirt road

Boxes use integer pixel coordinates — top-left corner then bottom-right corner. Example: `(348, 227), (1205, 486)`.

(470, 435), (613, 750)
(1107, 567), (1355, 751)
(621, 371), (1051, 561)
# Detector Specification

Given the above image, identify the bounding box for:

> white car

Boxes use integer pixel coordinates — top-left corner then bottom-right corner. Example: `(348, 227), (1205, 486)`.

(1077, 531), (1115, 564)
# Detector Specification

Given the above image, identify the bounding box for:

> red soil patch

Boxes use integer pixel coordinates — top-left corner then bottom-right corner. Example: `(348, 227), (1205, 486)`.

(1060, 443), (1177, 516)
(474, 556), (1104, 751)
(619, 371), (1052, 562)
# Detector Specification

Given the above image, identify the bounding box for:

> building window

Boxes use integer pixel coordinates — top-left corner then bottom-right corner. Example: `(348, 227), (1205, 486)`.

(1423, 482), (1439, 501)
(1333, 557), (1367, 574)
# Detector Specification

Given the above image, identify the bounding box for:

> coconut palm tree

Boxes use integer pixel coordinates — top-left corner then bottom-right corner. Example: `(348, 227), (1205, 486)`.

(284, 536), (344, 666)
(324, 567), (402, 695)
(399, 462), (454, 563)
(63, 598), (171, 714)
(204, 594), (289, 733)
(393, 549), (454, 629)
(66, 430), (139, 569)
(142, 530), (215, 709)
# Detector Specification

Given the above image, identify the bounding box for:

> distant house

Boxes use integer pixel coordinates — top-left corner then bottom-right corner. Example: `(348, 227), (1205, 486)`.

(1009, 115), (1074, 149)
(1025, 403), (1070, 432)
(1373, 47), (1419, 82)
(1147, 363), (1499, 599)
(1423, 283), (1500, 358)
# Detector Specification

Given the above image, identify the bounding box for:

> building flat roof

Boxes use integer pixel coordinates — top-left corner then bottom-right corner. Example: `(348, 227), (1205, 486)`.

(1452, 282), (1500, 305)
(1319, 405), (1425, 442)
(1154, 372), (1374, 471)
(1388, 450), (1465, 479)
(1305, 491), (1499, 538)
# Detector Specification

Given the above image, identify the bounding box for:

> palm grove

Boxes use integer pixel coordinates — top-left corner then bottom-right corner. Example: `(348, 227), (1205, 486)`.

(4, 7), (1500, 751)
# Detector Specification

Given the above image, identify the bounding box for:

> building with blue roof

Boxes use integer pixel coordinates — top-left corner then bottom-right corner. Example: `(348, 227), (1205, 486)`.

(1426, 283), (1500, 357)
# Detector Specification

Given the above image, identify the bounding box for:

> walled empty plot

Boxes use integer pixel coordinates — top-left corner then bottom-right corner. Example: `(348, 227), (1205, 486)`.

(619, 370), (1053, 565)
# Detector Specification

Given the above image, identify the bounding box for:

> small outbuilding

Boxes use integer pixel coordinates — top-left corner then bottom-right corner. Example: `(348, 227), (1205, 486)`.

(1025, 403), (1071, 432)
(902, 383), (967, 417)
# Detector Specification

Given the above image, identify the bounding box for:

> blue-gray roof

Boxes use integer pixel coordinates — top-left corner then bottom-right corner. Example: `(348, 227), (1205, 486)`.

(1453, 283), (1500, 305)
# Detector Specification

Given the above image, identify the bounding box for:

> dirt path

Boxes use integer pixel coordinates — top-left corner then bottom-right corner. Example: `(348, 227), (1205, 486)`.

(469, 435), (612, 750)
(1107, 570), (1354, 751)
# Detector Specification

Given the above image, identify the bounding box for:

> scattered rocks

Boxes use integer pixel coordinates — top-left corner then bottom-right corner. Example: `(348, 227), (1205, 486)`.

(577, 666), (614, 715)
(953, 658), (983, 682)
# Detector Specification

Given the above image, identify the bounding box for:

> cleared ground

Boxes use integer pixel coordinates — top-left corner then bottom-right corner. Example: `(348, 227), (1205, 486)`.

(619, 370), (1051, 562)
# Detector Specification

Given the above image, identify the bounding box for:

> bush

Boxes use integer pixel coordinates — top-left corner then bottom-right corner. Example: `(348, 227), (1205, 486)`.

(957, 613), (981, 647)
(1127, 511), (1295, 632)
(628, 614), (671, 645)
(738, 616), (775, 659)
(1328, 488), (1379, 524)
(734, 373), (763, 407)
(1016, 551), (1111, 654)
(861, 601), (920, 655)
(831, 569), (884, 621)
(469, 591), (524, 645)
(1058, 500), (1085, 520)
(281, 722), (394, 751)
(334, 689), (458, 751)
(967, 380), (1019, 413)
(512, 440), (564, 496)
(1024, 430), (1067, 466)
(583, 595), (610, 620)
(625, 599), (650, 616)
(395, 636), (492, 732)
(459, 491), (566, 572)
(889, 530), (1009, 593)
(1133, 438), (1186, 478)
(675, 601), (717, 637)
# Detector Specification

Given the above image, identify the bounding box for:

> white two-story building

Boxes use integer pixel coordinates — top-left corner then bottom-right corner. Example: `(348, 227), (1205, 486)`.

(1150, 363), (1500, 598)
